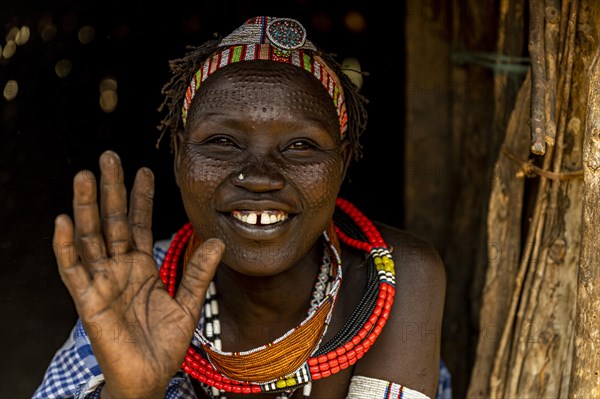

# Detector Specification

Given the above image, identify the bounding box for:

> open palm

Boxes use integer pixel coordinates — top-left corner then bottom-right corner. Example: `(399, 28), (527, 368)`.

(53, 150), (223, 398)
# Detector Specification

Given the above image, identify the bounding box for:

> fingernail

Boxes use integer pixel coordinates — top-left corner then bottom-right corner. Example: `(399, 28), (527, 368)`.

(102, 150), (120, 164)
(141, 167), (154, 178)
(54, 215), (64, 227)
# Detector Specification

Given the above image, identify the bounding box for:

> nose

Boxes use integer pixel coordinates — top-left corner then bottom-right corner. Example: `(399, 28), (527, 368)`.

(231, 162), (285, 193)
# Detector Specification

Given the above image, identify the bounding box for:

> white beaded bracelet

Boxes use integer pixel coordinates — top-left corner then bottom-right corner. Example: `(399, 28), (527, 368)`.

(347, 375), (431, 399)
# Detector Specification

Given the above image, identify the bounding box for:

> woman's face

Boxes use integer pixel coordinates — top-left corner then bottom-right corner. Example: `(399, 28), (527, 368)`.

(175, 61), (350, 276)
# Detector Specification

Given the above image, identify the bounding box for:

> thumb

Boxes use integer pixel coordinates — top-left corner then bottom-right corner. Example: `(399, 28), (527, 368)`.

(175, 238), (224, 321)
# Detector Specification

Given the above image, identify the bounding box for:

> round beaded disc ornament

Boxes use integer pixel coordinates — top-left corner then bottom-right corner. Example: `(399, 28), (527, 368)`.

(181, 16), (349, 136)
(266, 18), (307, 50)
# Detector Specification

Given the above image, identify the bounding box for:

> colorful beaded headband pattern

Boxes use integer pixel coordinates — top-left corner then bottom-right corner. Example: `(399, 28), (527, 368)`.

(181, 16), (349, 137)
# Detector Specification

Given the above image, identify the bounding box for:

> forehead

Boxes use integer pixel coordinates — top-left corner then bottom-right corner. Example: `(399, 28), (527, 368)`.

(187, 61), (340, 136)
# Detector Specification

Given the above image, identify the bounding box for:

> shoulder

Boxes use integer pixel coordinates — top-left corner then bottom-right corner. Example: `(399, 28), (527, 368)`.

(374, 221), (446, 292)
(374, 221), (446, 335)
(353, 221), (445, 397)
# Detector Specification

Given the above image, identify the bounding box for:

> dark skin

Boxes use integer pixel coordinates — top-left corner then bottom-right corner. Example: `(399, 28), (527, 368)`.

(53, 61), (445, 399)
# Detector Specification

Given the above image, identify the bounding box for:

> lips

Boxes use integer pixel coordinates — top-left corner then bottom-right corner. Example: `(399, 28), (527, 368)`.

(217, 200), (299, 240)
(231, 210), (289, 225)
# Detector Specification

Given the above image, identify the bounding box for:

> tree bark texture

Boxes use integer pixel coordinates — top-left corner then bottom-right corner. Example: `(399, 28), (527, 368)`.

(405, 1), (600, 397)
(569, 1), (600, 396)
(467, 71), (531, 399)
(468, 0), (599, 397)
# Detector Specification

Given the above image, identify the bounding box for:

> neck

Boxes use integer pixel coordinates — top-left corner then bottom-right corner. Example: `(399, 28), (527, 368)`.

(215, 239), (323, 335)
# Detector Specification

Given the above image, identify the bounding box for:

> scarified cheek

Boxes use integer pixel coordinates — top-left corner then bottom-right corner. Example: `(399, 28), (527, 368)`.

(285, 160), (343, 207)
(178, 149), (233, 193)
(179, 154), (231, 200)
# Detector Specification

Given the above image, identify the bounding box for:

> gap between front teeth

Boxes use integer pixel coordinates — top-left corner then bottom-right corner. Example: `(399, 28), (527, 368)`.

(232, 211), (288, 225)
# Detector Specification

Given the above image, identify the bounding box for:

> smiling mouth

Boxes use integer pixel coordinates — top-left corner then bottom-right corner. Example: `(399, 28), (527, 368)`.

(231, 210), (289, 226)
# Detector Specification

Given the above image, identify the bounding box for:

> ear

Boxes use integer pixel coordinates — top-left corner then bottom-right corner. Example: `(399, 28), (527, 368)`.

(339, 139), (353, 182)
(173, 131), (184, 187)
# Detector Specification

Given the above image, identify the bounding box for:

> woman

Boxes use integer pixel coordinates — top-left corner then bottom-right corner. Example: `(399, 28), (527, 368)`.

(35, 16), (447, 399)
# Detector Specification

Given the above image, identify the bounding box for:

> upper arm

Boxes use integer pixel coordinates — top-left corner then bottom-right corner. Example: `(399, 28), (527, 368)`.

(353, 223), (446, 398)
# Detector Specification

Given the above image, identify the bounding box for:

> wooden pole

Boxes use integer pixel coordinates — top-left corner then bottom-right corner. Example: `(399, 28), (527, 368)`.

(569, 4), (600, 394)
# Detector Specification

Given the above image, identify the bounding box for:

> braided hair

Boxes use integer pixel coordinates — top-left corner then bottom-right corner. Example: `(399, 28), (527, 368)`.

(157, 38), (368, 161)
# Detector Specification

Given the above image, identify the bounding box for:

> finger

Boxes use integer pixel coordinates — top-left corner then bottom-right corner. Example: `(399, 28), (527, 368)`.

(176, 239), (224, 321)
(100, 151), (130, 258)
(73, 170), (107, 265)
(129, 167), (155, 256)
(54, 214), (92, 301)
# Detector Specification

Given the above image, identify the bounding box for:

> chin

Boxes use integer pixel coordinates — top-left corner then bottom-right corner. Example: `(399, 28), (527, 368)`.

(220, 243), (300, 277)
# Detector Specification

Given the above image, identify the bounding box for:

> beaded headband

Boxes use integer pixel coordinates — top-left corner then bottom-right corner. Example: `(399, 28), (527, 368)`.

(181, 16), (349, 138)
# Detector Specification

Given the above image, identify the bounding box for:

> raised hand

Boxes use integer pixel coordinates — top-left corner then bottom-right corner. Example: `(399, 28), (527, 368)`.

(52, 150), (224, 398)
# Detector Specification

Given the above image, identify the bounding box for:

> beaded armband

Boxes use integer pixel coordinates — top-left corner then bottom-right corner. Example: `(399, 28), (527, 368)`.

(347, 376), (431, 399)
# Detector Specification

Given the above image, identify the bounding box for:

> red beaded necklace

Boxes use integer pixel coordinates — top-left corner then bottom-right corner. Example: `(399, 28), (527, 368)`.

(159, 198), (396, 396)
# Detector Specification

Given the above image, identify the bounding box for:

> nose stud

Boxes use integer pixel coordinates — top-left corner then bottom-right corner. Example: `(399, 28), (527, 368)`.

(238, 173), (245, 181)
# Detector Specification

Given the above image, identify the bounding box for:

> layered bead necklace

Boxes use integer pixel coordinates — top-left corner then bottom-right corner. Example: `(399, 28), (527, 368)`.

(194, 242), (336, 399)
(159, 198), (396, 398)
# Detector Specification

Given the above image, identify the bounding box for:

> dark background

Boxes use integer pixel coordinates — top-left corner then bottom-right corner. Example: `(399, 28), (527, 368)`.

(0, 1), (402, 396)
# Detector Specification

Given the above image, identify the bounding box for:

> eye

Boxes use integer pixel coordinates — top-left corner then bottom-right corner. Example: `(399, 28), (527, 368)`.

(285, 140), (317, 151)
(204, 135), (238, 147)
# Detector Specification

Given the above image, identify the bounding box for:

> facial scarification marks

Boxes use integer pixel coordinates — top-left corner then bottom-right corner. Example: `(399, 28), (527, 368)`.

(176, 61), (346, 277)
(187, 62), (339, 137)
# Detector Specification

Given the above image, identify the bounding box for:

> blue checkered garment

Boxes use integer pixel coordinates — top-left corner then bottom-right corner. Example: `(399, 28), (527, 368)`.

(34, 238), (453, 399)
(437, 359), (453, 399)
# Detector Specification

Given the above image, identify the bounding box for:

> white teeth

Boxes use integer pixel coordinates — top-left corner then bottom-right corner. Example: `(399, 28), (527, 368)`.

(232, 210), (289, 226)
(260, 213), (269, 225)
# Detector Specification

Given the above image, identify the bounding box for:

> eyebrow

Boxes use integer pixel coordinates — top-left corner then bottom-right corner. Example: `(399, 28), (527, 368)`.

(194, 112), (248, 130)
(194, 112), (335, 134)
